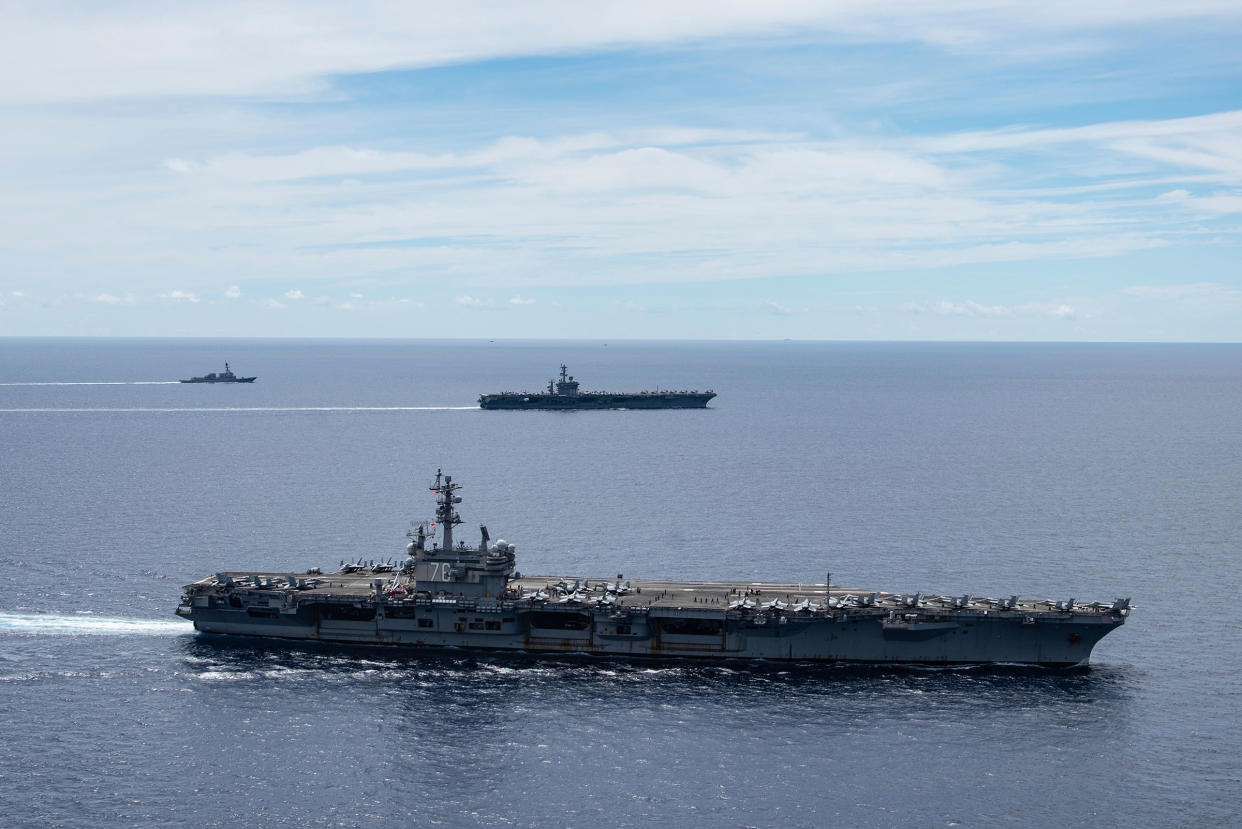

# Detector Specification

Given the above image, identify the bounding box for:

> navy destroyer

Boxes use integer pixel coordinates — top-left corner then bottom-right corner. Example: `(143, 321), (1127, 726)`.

(177, 471), (1130, 666)
(180, 362), (256, 383)
(479, 365), (714, 409)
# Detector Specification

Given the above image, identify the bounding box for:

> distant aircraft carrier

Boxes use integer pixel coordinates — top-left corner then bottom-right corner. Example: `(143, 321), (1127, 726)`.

(178, 471), (1130, 667)
(479, 365), (715, 409)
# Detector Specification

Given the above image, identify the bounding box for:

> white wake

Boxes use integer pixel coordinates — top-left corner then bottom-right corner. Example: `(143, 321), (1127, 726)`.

(0, 406), (479, 413)
(0, 611), (192, 636)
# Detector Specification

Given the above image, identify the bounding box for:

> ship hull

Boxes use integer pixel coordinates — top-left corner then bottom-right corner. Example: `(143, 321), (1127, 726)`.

(178, 600), (1123, 668)
(480, 392), (714, 410)
(179, 378), (256, 383)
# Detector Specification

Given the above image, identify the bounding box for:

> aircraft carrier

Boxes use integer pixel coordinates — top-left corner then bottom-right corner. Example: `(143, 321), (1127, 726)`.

(479, 364), (715, 409)
(177, 472), (1130, 667)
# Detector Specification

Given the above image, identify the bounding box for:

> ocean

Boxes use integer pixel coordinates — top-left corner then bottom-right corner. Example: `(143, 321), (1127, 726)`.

(1, 338), (1239, 827)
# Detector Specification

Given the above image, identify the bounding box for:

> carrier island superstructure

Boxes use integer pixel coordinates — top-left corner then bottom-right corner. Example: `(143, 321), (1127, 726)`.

(177, 472), (1130, 667)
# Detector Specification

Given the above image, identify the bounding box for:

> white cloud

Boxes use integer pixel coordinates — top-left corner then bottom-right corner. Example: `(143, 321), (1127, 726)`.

(765, 299), (805, 315)
(1049, 304), (1075, 319)
(1154, 189), (1242, 215)
(509, 295), (535, 305)
(3, 3), (1240, 103)
(456, 295), (495, 309)
(158, 129), (793, 184)
(744, 149), (950, 191)
(166, 146), (445, 183)
(515, 147), (725, 194)
(3, 6), (1239, 340)
(86, 293), (125, 305)
(903, 300), (1010, 317)
(901, 300), (1078, 319)
(921, 110), (1242, 153)
(1016, 302), (1077, 319)
(3, 52), (1239, 326)
(333, 296), (423, 311)
(615, 300), (647, 313)
(1123, 282), (1242, 301)
(262, 298), (286, 309)
(128, 107), (1226, 292)
(920, 110), (1242, 182)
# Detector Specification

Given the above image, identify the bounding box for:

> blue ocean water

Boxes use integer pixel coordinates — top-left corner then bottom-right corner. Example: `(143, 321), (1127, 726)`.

(0, 338), (1239, 828)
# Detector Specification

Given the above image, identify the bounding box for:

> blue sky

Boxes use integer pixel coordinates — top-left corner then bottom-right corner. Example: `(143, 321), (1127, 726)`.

(1, 2), (1240, 340)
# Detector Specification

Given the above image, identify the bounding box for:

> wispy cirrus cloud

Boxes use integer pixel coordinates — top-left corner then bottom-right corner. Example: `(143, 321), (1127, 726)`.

(162, 129), (793, 184)
(3, 2), (1240, 340)
(1122, 282), (1242, 301)
(137, 109), (1229, 291)
(902, 300), (1077, 319)
(1152, 189), (1242, 215)
(3, 2), (1241, 103)
(917, 110), (1242, 182)
(903, 300), (1010, 317)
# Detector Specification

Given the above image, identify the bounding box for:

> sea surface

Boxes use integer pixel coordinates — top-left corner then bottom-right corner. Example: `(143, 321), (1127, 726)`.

(1, 338), (1239, 828)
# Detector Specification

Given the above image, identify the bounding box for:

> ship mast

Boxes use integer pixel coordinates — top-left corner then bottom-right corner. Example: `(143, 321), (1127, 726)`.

(430, 469), (463, 550)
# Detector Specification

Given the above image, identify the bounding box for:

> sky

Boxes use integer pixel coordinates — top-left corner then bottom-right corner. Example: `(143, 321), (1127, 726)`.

(1, 1), (1240, 341)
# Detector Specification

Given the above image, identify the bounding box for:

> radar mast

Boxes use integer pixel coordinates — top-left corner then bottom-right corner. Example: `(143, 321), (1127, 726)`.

(430, 469), (463, 550)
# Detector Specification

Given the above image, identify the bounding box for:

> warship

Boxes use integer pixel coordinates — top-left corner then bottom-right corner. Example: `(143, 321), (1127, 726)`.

(180, 362), (256, 383)
(177, 471), (1130, 667)
(479, 365), (714, 409)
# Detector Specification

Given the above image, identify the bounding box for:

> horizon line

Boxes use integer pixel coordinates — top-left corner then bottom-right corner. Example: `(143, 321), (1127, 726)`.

(2, 335), (1240, 346)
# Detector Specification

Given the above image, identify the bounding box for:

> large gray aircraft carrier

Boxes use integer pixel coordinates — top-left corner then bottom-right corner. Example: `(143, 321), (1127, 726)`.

(479, 364), (715, 409)
(178, 472), (1130, 666)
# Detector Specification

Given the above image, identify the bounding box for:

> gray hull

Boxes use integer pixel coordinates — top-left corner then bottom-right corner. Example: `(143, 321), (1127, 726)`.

(180, 362), (255, 383)
(479, 392), (714, 410)
(479, 364), (715, 409)
(178, 585), (1124, 667)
